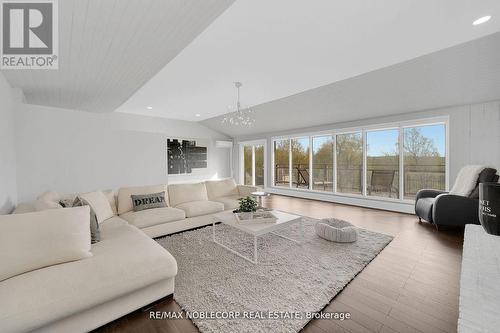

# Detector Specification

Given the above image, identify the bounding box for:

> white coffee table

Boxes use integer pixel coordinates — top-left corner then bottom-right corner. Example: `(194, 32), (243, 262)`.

(212, 210), (304, 264)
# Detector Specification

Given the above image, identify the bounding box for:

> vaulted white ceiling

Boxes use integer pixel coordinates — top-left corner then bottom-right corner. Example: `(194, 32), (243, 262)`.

(202, 31), (500, 137)
(1, 0), (235, 112)
(118, 0), (500, 121)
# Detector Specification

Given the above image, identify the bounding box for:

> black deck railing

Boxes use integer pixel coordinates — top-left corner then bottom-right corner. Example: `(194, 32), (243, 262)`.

(274, 163), (445, 197)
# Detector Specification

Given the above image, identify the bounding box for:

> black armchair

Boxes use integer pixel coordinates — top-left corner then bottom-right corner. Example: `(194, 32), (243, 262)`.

(415, 167), (498, 229)
(415, 190), (479, 229)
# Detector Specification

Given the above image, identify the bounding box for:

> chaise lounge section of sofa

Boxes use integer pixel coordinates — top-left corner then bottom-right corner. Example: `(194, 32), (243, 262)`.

(0, 213), (177, 333)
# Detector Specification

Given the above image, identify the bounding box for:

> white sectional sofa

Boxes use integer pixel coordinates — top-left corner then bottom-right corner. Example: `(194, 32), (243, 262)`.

(1, 216), (177, 333)
(118, 178), (258, 238)
(0, 178), (259, 333)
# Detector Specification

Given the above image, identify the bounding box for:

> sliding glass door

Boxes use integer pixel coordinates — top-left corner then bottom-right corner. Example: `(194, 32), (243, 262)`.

(254, 145), (265, 186)
(243, 146), (252, 185)
(241, 142), (266, 187)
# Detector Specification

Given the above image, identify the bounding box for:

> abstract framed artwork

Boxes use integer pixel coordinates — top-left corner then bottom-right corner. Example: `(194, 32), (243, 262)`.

(167, 139), (208, 174)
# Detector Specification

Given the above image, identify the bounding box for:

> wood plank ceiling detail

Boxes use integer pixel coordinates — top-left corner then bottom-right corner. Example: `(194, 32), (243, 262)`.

(1, 0), (235, 112)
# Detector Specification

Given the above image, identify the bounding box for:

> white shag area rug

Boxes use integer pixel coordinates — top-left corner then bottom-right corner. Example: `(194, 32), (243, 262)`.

(156, 216), (392, 333)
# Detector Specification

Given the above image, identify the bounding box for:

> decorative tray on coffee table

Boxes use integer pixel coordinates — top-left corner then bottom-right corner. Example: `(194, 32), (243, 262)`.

(234, 210), (277, 224)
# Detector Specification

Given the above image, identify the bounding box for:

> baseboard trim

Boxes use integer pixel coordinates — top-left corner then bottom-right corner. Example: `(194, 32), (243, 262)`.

(265, 187), (415, 214)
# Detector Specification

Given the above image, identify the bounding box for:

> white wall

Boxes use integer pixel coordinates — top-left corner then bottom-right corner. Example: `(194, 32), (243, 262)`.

(15, 104), (231, 202)
(0, 73), (18, 213)
(234, 100), (500, 213)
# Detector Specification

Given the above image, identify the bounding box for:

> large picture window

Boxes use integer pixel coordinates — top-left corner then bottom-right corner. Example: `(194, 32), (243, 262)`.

(274, 139), (290, 187)
(312, 136), (334, 191)
(403, 124), (446, 199)
(272, 118), (447, 203)
(291, 138), (310, 188)
(336, 133), (363, 194)
(366, 129), (399, 198)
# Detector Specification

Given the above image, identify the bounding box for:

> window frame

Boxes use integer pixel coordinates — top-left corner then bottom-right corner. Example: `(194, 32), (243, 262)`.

(270, 116), (449, 204)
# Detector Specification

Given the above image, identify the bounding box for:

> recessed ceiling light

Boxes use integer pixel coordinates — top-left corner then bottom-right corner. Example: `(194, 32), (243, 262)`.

(473, 15), (491, 26)
(195, 114), (201, 117)
(146, 106), (153, 110)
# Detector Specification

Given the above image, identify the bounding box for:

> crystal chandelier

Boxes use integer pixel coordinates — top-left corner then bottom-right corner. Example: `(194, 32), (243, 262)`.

(222, 82), (255, 127)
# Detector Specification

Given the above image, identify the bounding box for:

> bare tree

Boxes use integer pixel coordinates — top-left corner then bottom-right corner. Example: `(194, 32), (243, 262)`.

(404, 128), (439, 164)
(336, 133), (362, 167)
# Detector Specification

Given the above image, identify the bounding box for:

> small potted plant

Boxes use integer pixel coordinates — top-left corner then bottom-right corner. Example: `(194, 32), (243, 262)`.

(234, 196), (257, 220)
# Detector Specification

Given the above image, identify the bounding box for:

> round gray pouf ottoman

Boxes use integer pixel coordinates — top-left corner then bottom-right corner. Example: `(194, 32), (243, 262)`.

(315, 218), (358, 243)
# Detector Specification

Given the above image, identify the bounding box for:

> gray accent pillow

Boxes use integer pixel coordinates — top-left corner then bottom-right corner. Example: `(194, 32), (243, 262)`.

(131, 192), (167, 212)
(72, 196), (100, 244)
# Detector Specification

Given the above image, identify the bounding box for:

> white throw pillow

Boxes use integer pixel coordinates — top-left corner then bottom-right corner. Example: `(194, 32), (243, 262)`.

(168, 182), (208, 207)
(37, 190), (61, 203)
(12, 202), (36, 214)
(205, 178), (239, 199)
(59, 193), (77, 208)
(103, 190), (118, 216)
(450, 165), (485, 196)
(79, 191), (114, 223)
(0, 206), (92, 281)
(34, 199), (62, 211)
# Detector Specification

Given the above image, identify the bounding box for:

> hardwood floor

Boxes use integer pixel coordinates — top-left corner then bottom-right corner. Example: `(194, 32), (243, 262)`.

(96, 195), (463, 333)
